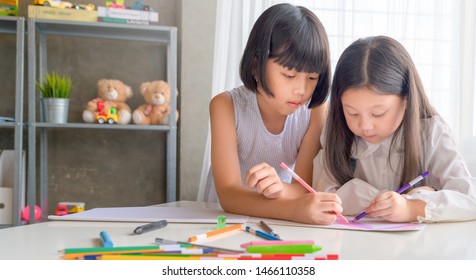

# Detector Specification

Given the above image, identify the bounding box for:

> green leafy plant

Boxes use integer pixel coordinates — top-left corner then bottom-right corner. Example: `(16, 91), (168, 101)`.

(36, 71), (72, 98)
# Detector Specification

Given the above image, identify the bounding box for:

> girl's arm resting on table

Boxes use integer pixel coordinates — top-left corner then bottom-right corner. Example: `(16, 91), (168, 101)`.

(402, 118), (476, 222)
(404, 189), (476, 222)
(217, 184), (343, 225)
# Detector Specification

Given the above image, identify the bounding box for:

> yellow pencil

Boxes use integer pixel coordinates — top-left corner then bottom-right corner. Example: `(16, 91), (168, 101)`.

(100, 254), (237, 260)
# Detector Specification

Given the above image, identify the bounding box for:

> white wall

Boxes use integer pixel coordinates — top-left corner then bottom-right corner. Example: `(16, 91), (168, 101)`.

(178, 0), (217, 200)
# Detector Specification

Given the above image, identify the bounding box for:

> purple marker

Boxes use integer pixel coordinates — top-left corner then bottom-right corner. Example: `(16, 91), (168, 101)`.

(352, 171), (430, 222)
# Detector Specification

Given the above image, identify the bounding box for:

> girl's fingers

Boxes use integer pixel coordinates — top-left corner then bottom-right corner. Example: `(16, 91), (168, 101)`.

(245, 163), (273, 188)
(313, 192), (342, 205)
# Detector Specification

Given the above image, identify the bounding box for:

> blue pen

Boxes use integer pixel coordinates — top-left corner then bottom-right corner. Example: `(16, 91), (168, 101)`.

(100, 230), (114, 248)
(245, 226), (282, 241)
(353, 171), (430, 222)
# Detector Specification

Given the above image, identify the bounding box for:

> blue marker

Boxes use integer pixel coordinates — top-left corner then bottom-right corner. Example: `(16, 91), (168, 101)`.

(100, 230), (114, 248)
(245, 226), (281, 241)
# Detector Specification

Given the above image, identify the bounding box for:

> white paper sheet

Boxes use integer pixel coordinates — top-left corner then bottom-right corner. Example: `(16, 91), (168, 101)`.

(48, 205), (248, 224)
(49, 202), (425, 231)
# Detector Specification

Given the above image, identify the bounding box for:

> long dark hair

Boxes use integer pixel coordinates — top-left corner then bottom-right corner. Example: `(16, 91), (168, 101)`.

(325, 36), (437, 187)
(240, 3), (331, 108)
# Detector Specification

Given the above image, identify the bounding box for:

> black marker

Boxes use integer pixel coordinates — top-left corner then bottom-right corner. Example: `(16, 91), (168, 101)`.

(133, 219), (168, 235)
(259, 220), (280, 238)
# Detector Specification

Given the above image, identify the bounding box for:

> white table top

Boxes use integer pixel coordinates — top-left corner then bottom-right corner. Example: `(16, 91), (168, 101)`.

(0, 201), (475, 260)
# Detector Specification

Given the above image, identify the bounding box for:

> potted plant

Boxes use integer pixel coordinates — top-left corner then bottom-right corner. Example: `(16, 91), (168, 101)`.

(36, 71), (72, 123)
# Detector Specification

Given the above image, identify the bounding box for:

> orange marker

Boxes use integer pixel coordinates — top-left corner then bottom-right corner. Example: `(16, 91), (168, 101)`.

(188, 224), (243, 242)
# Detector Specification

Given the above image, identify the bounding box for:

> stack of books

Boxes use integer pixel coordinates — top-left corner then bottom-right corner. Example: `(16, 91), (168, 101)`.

(0, 0), (18, 16)
(28, 5), (98, 22)
(97, 6), (159, 26)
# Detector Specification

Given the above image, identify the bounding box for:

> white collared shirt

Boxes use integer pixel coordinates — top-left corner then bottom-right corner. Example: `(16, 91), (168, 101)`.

(313, 116), (476, 222)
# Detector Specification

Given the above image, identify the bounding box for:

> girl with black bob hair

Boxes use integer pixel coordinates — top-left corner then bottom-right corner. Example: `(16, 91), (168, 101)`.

(206, 3), (343, 225)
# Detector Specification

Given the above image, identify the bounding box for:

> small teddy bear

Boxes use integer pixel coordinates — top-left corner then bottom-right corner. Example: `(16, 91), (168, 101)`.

(132, 80), (179, 125)
(82, 79), (133, 125)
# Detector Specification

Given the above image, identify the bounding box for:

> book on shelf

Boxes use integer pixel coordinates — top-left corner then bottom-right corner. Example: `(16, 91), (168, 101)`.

(28, 5), (98, 22)
(98, 16), (159, 26)
(0, 0), (18, 16)
(97, 6), (158, 23)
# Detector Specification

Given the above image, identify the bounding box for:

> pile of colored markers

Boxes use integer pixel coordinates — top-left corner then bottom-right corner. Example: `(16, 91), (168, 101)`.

(61, 223), (338, 260)
(61, 241), (338, 260)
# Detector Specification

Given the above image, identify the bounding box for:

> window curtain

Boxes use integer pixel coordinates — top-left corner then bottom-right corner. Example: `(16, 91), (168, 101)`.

(197, 0), (269, 201)
(198, 0), (476, 199)
(295, 0), (476, 173)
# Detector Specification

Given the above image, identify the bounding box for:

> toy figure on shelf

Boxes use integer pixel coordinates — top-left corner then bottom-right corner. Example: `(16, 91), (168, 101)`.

(72, 3), (95, 11)
(82, 79), (133, 125)
(132, 80), (179, 125)
(130, 0), (154, 11)
(96, 100), (118, 124)
(54, 202), (85, 216)
(33, 0), (73, 9)
(105, 0), (124, 9)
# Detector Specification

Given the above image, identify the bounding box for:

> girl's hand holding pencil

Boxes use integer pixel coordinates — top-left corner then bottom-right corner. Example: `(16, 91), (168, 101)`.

(280, 162), (348, 225)
(356, 171), (430, 223)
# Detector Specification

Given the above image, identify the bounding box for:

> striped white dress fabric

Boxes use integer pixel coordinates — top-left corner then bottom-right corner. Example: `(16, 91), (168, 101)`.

(204, 85), (311, 202)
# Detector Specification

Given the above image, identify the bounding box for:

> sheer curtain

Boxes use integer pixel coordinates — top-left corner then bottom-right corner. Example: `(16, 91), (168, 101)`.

(198, 0), (476, 199)
(296, 0), (476, 173)
(197, 0), (268, 201)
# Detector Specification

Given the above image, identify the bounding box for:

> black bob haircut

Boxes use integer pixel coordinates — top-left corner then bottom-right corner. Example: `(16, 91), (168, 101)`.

(239, 3), (331, 108)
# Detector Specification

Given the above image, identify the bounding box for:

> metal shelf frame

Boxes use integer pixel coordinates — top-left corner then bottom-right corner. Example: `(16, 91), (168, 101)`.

(27, 19), (178, 222)
(0, 16), (25, 227)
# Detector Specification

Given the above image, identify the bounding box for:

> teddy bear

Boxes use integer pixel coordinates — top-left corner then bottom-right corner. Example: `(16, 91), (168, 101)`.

(132, 80), (179, 125)
(82, 79), (134, 125)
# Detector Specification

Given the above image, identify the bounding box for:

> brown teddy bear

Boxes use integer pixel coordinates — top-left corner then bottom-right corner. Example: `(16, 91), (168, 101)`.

(82, 79), (133, 124)
(132, 80), (179, 125)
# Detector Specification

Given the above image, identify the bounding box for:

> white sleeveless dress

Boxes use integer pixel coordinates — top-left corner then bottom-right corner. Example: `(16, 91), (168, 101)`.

(204, 85), (311, 202)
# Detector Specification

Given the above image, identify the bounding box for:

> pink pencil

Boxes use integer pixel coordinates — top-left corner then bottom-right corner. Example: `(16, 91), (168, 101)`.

(240, 240), (315, 249)
(280, 162), (349, 224)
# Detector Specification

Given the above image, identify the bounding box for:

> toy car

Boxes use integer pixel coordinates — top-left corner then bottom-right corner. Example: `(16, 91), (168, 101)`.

(72, 3), (95, 11)
(54, 204), (68, 216)
(33, 0), (73, 9)
(96, 101), (118, 124)
(55, 202), (85, 216)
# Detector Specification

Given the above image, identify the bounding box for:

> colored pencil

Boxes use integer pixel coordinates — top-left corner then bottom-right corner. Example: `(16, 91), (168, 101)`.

(280, 162), (350, 224)
(240, 240), (315, 248)
(246, 244), (322, 254)
(244, 225), (282, 240)
(99, 253), (337, 260)
(62, 244), (191, 255)
(188, 223), (243, 242)
(99, 230), (113, 247)
(259, 220), (281, 238)
(155, 237), (243, 253)
(353, 171), (430, 222)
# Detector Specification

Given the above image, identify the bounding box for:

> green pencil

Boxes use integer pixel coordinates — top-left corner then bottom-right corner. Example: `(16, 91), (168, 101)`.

(246, 244), (322, 254)
(62, 244), (192, 254)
